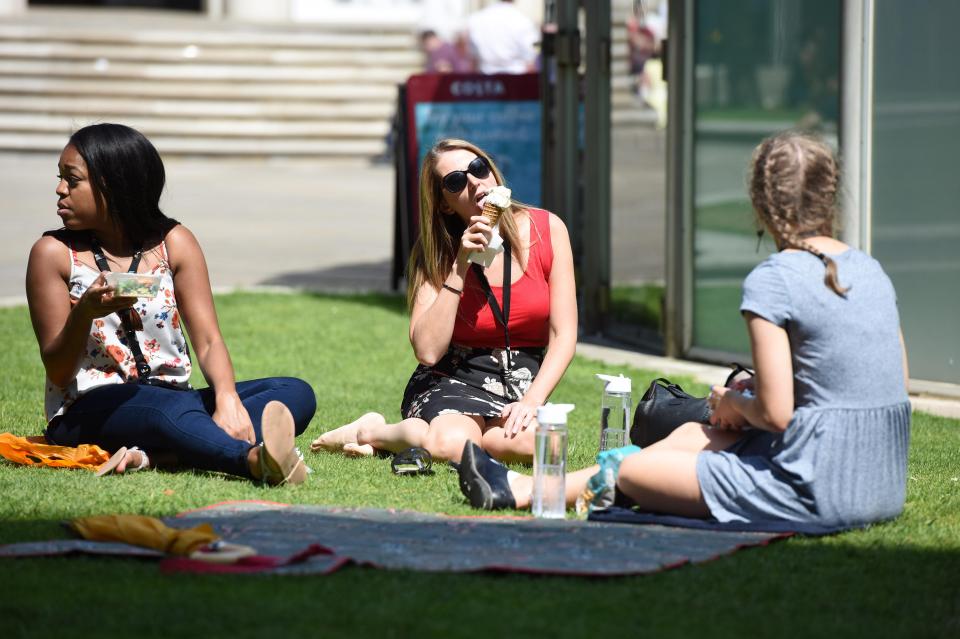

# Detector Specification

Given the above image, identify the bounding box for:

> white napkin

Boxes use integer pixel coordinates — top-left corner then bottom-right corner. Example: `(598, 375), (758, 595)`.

(467, 225), (504, 268)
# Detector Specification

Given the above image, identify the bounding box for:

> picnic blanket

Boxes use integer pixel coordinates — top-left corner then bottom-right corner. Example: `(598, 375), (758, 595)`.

(589, 506), (850, 536)
(0, 501), (788, 576)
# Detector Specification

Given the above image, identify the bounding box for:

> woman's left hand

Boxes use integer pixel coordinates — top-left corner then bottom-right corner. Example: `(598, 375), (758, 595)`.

(708, 385), (747, 430)
(501, 399), (539, 437)
(212, 392), (256, 444)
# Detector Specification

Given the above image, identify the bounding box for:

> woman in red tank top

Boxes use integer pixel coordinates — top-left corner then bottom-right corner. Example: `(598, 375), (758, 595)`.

(313, 138), (577, 464)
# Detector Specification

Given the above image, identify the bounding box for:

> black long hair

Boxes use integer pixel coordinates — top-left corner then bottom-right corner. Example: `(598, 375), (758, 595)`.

(68, 123), (176, 246)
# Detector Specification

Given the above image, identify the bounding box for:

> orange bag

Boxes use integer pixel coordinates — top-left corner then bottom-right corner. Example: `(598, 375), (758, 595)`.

(0, 432), (112, 471)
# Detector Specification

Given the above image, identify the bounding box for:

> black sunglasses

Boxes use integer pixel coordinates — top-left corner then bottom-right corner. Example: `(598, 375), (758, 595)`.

(440, 156), (491, 193)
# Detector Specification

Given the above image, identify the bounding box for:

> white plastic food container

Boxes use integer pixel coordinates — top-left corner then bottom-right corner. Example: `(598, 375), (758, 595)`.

(104, 272), (162, 298)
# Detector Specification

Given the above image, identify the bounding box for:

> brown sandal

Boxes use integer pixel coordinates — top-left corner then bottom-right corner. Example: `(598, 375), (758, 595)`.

(95, 446), (149, 477)
(259, 401), (309, 486)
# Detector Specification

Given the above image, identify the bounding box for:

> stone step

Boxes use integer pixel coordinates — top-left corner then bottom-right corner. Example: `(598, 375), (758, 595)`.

(0, 23), (418, 50)
(0, 41), (423, 68)
(0, 76), (397, 100)
(0, 38), (630, 72)
(0, 59), (416, 83)
(0, 131), (386, 156)
(0, 94), (395, 119)
(0, 112), (390, 139)
(0, 7), (656, 158)
(0, 94), (655, 131)
(0, 75), (635, 101)
(0, 21), (631, 60)
(0, 53), (632, 92)
(7, 6), (418, 31)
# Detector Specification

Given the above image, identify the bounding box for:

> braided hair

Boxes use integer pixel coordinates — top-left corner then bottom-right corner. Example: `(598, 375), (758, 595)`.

(749, 132), (849, 297)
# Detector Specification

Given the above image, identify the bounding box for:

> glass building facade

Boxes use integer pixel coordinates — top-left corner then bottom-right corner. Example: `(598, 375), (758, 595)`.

(669, 0), (958, 386)
(691, 0), (841, 355)
(871, 1), (960, 384)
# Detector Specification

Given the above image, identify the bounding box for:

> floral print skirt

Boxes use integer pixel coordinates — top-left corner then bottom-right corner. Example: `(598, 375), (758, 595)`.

(400, 345), (545, 423)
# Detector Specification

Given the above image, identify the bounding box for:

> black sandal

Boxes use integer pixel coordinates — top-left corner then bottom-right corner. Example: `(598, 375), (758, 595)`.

(391, 447), (433, 476)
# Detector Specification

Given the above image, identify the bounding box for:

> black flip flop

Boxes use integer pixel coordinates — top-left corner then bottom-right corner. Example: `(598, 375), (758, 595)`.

(391, 447), (433, 476)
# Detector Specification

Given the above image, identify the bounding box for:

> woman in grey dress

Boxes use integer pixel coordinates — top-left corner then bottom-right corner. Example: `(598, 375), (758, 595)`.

(458, 132), (911, 528)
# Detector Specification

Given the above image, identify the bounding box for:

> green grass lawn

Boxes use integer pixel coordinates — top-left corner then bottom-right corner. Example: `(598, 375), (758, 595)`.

(1, 292), (958, 638)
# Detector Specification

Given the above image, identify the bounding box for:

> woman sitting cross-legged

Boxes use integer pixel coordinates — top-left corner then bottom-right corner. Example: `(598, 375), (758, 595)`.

(28, 123), (316, 484)
(458, 132), (912, 530)
(312, 138), (577, 463)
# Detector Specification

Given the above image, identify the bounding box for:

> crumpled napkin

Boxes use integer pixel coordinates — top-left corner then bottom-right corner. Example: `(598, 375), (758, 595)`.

(70, 514), (219, 556)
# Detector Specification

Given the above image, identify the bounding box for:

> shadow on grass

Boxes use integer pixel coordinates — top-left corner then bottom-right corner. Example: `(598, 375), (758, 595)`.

(0, 518), (73, 545)
(0, 525), (957, 638)
(257, 259), (397, 295)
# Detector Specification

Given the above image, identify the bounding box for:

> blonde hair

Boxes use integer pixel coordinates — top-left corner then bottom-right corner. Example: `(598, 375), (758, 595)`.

(407, 138), (527, 308)
(749, 132), (848, 297)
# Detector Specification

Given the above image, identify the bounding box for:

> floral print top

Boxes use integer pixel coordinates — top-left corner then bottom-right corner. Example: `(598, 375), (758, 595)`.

(44, 241), (192, 422)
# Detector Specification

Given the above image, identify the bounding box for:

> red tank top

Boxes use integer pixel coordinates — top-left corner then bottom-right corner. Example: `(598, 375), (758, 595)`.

(451, 208), (553, 348)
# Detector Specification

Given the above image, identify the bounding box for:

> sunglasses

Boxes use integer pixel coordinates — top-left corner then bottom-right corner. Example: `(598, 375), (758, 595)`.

(440, 156), (491, 193)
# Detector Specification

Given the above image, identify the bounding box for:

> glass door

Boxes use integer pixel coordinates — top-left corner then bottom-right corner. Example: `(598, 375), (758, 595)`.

(870, 1), (960, 385)
(687, 0), (841, 358)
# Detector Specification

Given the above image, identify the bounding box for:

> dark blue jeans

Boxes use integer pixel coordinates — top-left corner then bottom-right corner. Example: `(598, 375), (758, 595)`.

(45, 377), (316, 478)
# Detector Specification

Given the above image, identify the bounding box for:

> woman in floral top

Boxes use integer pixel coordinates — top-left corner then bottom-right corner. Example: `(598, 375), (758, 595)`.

(27, 124), (315, 485)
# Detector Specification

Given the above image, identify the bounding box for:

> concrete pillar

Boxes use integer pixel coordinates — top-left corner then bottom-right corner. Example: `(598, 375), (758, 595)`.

(840, 0), (874, 251)
(664, 0), (694, 358)
(552, 0), (579, 235)
(204, 0), (224, 20)
(223, 0), (291, 22)
(0, 0), (26, 16)
(582, 0), (612, 335)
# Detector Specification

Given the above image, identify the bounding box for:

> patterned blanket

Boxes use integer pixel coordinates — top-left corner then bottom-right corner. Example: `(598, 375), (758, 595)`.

(0, 501), (787, 576)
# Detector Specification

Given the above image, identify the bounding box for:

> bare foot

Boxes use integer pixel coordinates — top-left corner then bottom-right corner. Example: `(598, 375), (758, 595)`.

(115, 449), (146, 474)
(310, 412), (385, 453)
(96, 447), (149, 477)
(342, 442), (376, 457)
(508, 473), (534, 509)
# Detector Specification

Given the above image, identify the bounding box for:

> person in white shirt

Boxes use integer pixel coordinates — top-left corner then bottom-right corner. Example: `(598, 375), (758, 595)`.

(467, 0), (539, 74)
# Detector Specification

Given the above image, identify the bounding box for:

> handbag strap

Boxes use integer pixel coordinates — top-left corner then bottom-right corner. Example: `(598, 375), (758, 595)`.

(723, 362), (756, 387)
(470, 241), (512, 370)
(649, 378), (693, 399)
(90, 237), (151, 381)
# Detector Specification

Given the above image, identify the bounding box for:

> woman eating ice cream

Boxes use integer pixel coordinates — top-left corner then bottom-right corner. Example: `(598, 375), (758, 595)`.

(312, 138), (577, 464)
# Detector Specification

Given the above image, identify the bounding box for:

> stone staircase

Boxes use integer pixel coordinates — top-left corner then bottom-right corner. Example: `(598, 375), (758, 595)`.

(0, 6), (651, 159)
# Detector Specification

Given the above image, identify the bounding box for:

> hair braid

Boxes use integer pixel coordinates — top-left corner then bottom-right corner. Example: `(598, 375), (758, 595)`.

(749, 132), (848, 297)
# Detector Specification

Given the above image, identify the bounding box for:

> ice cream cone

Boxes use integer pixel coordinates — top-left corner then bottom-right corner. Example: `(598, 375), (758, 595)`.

(482, 201), (505, 226)
(479, 185), (512, 226)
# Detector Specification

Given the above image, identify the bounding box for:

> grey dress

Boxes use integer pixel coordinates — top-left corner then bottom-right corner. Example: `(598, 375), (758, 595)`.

(696, 248), (911, 527)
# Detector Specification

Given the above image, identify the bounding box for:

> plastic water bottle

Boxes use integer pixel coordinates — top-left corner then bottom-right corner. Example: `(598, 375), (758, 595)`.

(532, 403), (575, 519)
(596, 374), (632, 452)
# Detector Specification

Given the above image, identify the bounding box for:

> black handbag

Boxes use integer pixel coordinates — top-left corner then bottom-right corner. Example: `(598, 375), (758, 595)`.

(630, 378), (711, 447)
(630, 365), (755, 448)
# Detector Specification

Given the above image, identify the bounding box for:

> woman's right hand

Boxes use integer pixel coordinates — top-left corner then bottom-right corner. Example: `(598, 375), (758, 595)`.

(457, 215), (493, 261)
(75, 273), (137, 321)
(708, 386), (748, 430)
